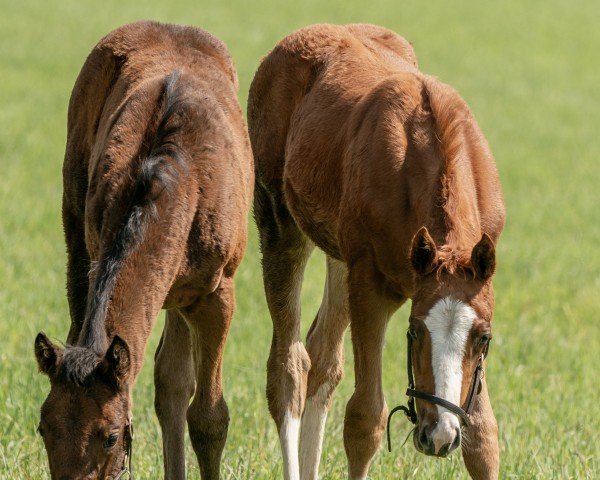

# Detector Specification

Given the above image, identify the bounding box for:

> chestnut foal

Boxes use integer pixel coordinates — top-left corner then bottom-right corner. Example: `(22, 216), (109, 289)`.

(248, 24), (505, 480)
(34, 22), (252, 479)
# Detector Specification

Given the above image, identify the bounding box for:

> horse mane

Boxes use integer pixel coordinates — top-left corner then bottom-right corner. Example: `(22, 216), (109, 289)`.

(57, 346), (102, 386)
(74, 70), (188, 363)
(421, 75), (480, 252)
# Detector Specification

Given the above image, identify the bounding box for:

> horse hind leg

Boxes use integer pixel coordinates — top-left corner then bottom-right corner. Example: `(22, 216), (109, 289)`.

(300, 257), (350, 480)
(256, 182), (314, 480)
(182, 276), (235, 480)
(154, 309), (195, 480)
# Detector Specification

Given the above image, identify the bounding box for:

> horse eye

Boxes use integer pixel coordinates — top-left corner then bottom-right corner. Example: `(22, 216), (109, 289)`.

(479, 334), (491, 346)
(103, 433), (119, 449)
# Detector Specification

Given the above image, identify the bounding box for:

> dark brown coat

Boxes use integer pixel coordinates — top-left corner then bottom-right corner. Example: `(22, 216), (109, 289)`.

(35, 21), (252, 479)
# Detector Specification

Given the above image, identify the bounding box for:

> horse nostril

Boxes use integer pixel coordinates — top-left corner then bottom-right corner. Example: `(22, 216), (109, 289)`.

(419, 428), (430, 449)
(438, 442), (451, 457)
(438, 427), (461, 456)
(450, 427), (461, 451)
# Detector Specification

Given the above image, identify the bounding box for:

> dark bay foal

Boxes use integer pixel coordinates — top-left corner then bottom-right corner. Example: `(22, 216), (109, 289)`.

(34, 21), (253, 479)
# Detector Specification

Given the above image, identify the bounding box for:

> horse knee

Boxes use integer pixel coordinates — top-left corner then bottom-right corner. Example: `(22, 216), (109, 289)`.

(343, 394), (387, 478)
(187, 398), (230, 448)
(344, 393), (387, 445)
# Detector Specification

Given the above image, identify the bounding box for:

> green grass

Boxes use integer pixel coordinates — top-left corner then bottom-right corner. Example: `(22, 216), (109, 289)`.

(1, 0), (598, 478)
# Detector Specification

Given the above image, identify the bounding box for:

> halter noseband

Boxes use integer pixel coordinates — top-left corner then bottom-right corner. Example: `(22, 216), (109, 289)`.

(114, 419), (134, 480)
(387, 329), (489, 452)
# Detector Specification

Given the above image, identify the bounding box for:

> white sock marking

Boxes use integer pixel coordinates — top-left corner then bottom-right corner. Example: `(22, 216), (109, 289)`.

(424, 296), (476, 453)
(280, 410), (301, 480)
(299, 383), (330, 480)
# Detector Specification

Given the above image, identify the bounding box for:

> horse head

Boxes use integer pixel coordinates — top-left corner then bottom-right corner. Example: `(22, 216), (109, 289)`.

(34, 334), (133, 479)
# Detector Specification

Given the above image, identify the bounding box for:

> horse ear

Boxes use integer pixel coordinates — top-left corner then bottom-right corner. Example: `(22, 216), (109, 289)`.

(102, 336), (131, 389)
(471, 233), (496, 280)
(34, 332), (62, 377)
(410, 227), (438, 275)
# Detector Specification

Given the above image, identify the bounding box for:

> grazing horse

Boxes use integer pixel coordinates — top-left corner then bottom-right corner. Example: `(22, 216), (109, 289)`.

(34, 21), (253, 480)
(248, 24), (505, 480)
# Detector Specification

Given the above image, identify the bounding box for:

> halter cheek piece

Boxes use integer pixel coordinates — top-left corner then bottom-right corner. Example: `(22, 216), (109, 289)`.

(114, 419), (134, 480)
(386, 329), (489, 452)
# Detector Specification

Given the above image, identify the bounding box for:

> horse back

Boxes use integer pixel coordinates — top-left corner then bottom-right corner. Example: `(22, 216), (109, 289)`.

(249, 23), (504, 273)
(249, 24), (420, 258)
(64, 21), (252, 301)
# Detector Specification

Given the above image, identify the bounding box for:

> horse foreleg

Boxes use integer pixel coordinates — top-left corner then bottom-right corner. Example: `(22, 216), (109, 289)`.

(343, 257), (394, 480)
(461, 376), (500, 480)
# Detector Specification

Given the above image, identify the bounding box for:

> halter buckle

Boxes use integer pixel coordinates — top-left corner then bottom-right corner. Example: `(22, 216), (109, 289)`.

(115, 418), (134, 480)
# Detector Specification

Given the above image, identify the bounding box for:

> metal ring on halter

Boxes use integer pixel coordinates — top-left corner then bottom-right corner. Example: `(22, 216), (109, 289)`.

(115, 419), (134, 479)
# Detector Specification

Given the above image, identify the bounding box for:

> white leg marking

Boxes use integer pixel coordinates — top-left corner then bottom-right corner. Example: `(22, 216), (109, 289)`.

(299, 383), (330, 480)
(280, 410), (301, 480)
(424, 297), (476, 453)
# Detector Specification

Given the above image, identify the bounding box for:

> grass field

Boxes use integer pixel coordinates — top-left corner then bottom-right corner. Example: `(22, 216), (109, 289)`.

(1, 0), (599, 478)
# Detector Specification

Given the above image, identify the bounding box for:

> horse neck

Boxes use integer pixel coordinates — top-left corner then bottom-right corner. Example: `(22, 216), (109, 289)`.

(75, 70), (199, 380)
(405, 149), (481, 253)
(112, 250), (180, 376)
(79, 233), (183, 377)
(420, 75), (483, 251)
(440, 159), (482, 251)
(78, 177), (193, 379)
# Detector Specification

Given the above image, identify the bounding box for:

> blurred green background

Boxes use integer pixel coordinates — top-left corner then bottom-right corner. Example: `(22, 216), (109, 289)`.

(1, 0), (598, 478)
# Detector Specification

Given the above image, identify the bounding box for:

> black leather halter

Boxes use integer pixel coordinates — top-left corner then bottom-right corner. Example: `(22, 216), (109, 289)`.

(387, 329), (489, 452)
(114, 419), (134, 479)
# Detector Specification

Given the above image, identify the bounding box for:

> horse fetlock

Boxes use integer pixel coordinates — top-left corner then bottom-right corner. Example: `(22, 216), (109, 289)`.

(343, 400), (387, 480)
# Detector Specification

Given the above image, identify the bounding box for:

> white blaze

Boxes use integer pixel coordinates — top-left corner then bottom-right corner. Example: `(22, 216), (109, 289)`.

(424, 297), (476, 453)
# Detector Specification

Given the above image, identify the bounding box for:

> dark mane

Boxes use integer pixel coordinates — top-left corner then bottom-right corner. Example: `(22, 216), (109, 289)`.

(58, 346), (102, 386)
(77, 70), (188, 355)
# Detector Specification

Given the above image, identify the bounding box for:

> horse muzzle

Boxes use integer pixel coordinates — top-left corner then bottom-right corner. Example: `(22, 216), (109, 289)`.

(414, 411), (462, 457)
